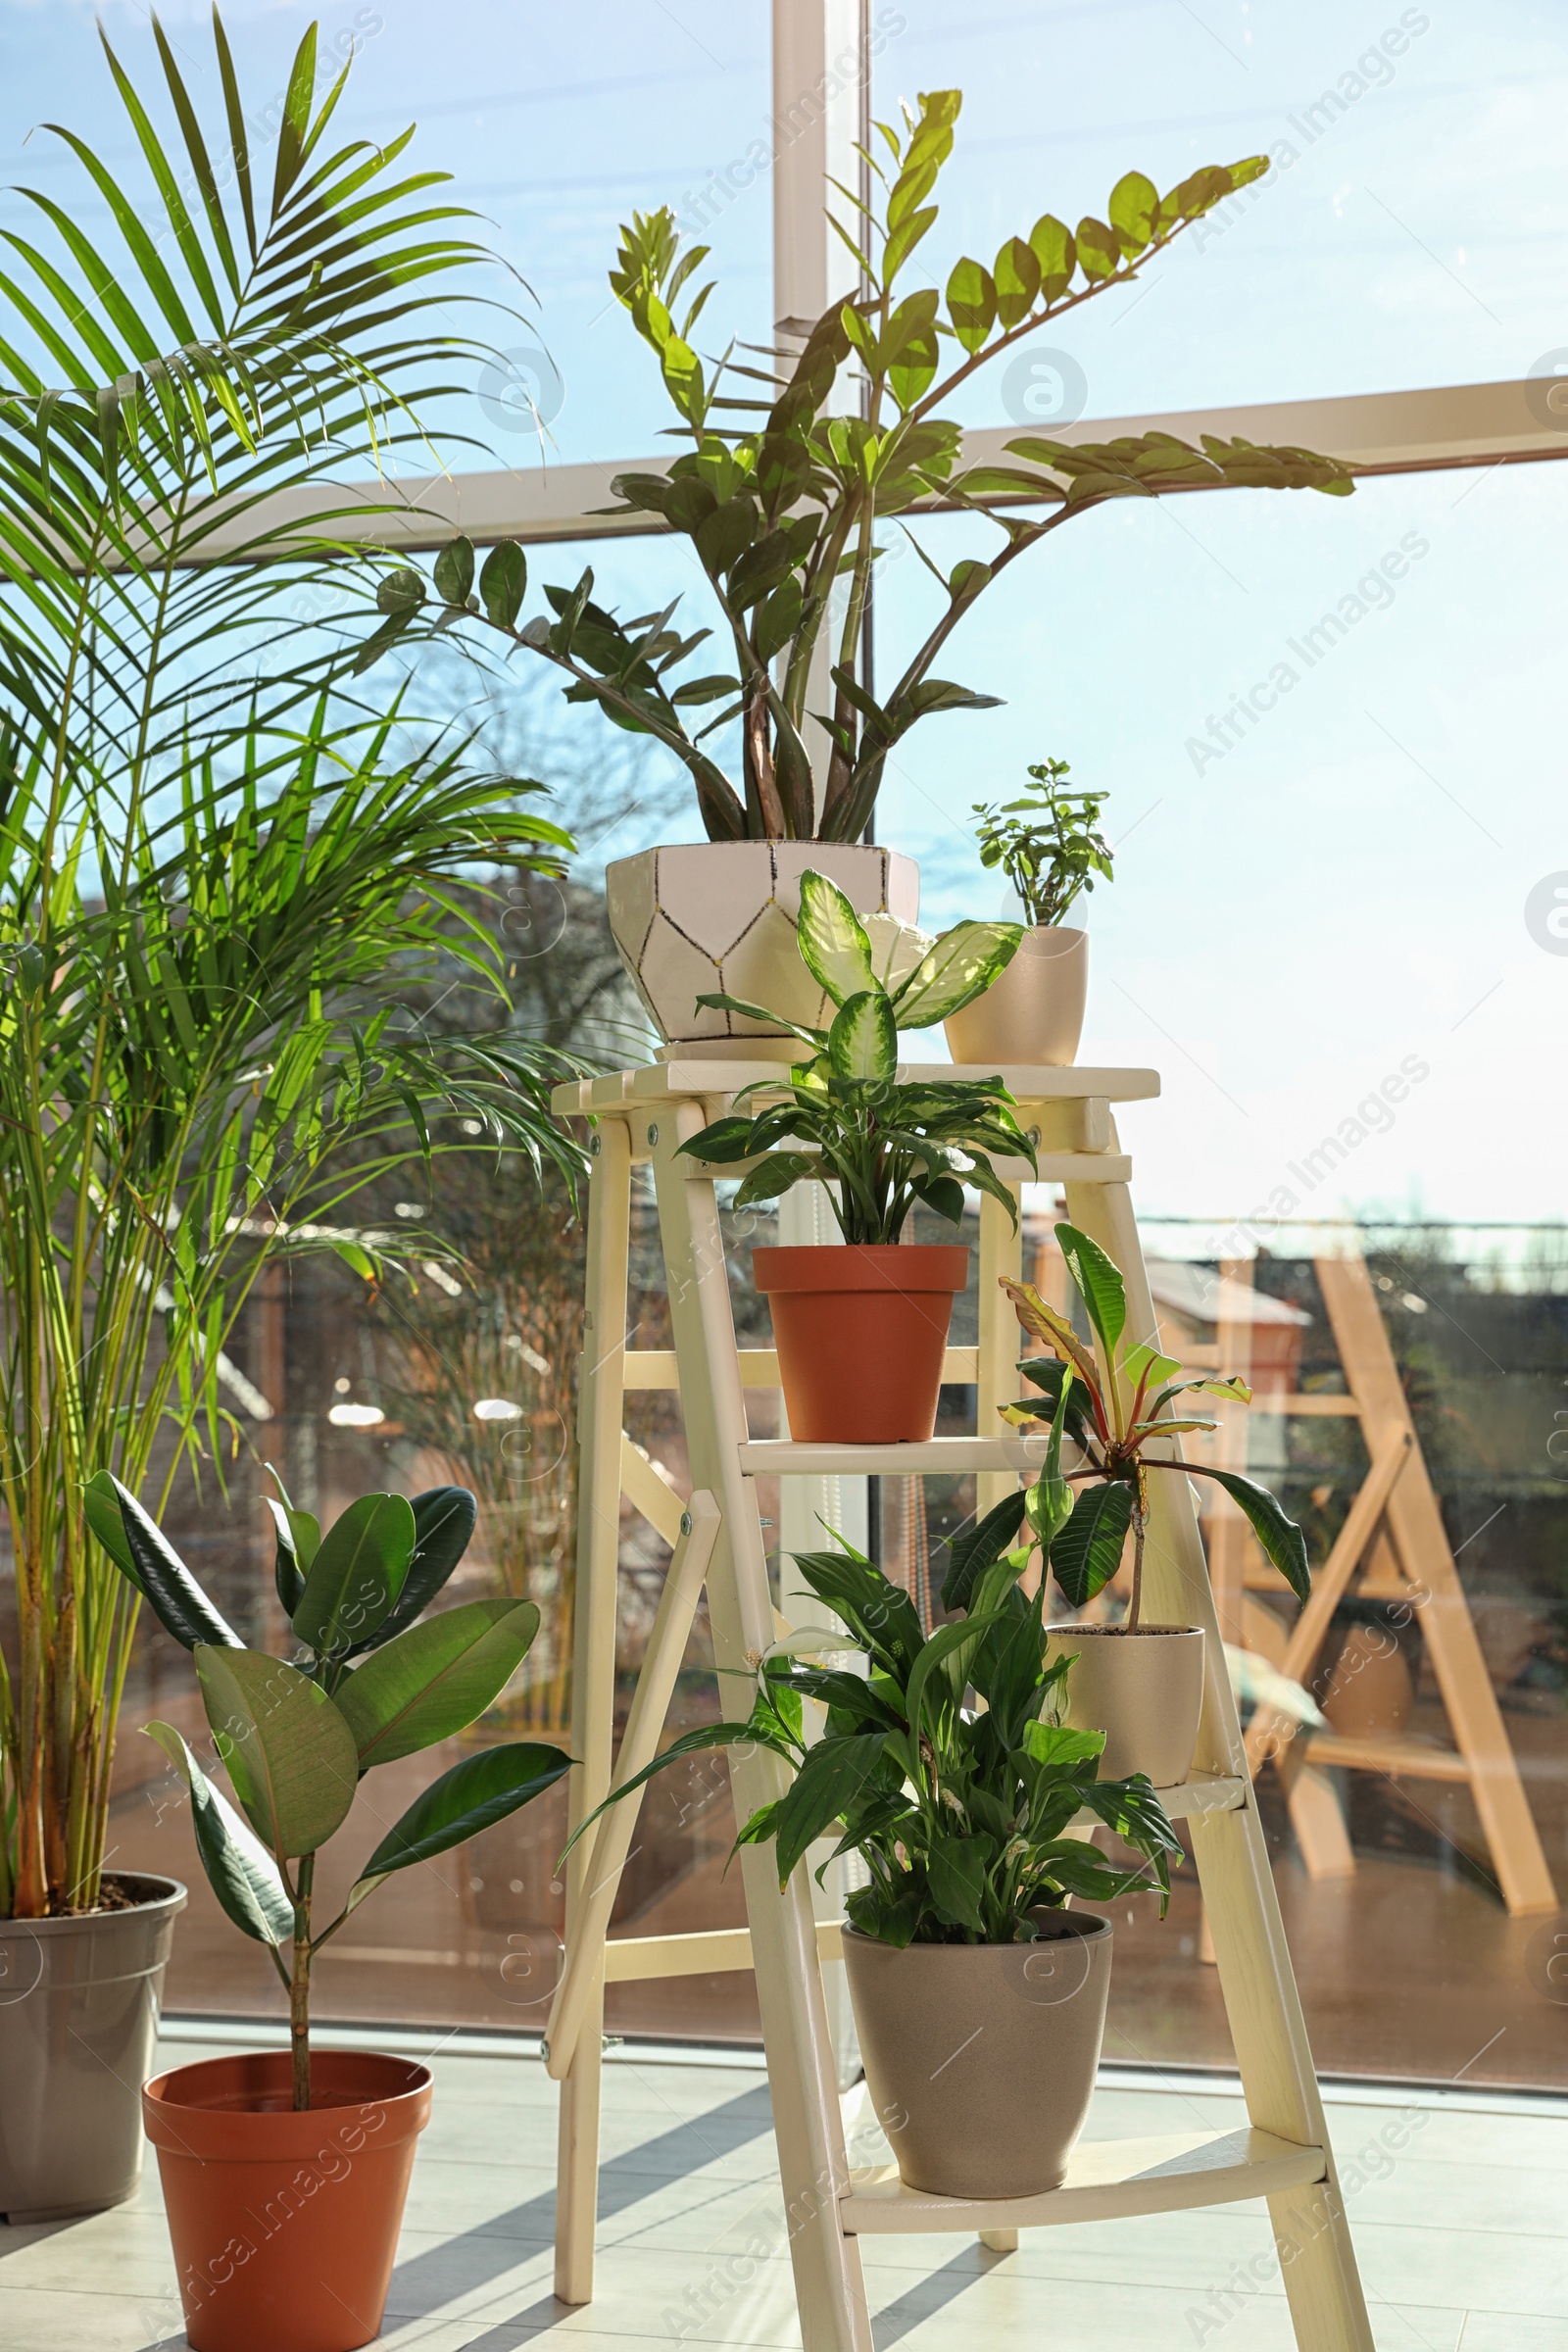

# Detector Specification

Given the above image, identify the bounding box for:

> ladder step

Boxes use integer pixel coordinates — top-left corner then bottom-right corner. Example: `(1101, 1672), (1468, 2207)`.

(739, 1436), (1052, 1476)
(840, 2128), (1326, 2234)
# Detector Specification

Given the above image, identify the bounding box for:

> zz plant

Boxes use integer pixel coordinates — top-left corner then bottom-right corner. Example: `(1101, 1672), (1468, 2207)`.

(367, 89), (1354, 842)
(968, 1223), (1312, 1630)
(89, 1475), (569, 2109)
(567, 1535), (1182, 1947)
(680, 870), (1034, 1242)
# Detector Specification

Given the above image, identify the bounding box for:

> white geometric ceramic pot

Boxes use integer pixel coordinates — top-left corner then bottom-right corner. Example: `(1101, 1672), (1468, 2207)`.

(943, 924), (1088, 1066)
(605, 841), (920, 1047)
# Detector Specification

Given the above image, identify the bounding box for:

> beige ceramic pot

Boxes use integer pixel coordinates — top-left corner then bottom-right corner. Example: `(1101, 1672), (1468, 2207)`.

(1046, 1625), (1205, 1787)
(943, 924), (1087, 1065)
(843, 1911), (1111, 2198)
(605, 842), (920, 1047)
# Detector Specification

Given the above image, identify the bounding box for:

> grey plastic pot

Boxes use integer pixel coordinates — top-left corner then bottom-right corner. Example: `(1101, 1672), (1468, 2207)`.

(0, 1871), (186, 2223)
(843, 1910), (1111, 2199)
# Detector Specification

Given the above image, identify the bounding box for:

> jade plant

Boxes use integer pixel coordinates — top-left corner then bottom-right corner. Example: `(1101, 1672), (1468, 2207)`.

(361, 88), (1355, 843)
(679, 871), (1035, 1242)
(88, 1474), (568, 2108)
(566, 1534), (1182, 1946)
(972, 759), (1114, 929)
(963, 1224), (1312, 1630)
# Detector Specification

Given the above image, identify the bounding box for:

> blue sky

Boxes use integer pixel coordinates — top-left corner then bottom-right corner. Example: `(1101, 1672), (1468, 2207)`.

(4, 1), (1565, 1221)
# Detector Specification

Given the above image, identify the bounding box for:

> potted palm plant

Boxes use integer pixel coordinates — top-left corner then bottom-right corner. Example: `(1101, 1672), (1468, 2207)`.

(0, 15), (582, 2223)
(676, 871), (1033, 1441)
(368, 91), (1355, 1046)
(946, 760), (1113, 1066)
(91, 1475), (568, 2352)
(967, 1224), (1312, 1785)
(567, 1532), (1181, 2198)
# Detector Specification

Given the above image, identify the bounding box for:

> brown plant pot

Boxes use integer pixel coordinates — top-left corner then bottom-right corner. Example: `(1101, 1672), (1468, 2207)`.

(843, 1912), (1111, 2198)
(142, 2049), (433, 2352)
(0, 1870), (185, 2223)
(753, 1245), (969, 1443)
(1046, 1625), (1206, 1786)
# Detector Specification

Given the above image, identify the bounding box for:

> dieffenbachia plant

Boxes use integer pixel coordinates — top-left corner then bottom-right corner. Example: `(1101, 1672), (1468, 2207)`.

(677, 871), (1035, 1244)
(952, 1223), (1311, 1630)
(563, 1533), (1182, 1947)
(359, 88), (1354, 843)
(88, 1475), (568, 2109)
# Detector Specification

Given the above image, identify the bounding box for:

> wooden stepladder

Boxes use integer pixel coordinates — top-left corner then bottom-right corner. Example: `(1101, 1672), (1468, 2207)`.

(543, 1056), (1375, 2352)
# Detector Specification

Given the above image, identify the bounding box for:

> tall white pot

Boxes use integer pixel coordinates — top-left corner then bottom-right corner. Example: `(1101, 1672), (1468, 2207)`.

(605, 841), (920, 1048)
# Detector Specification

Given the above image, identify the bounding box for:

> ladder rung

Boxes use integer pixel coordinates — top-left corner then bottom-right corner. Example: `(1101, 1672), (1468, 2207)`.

(1298, 1732), (1472, 1782)
(623, 1348), (981, 1392)
(739, 1437), (1050, 1476)
(839, 2127), (1325, 2234)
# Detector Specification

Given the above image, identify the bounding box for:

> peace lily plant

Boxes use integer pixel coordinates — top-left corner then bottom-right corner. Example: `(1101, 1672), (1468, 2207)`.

(90, 1475), (569, 2111)
(566, 1533), (1183, 1946)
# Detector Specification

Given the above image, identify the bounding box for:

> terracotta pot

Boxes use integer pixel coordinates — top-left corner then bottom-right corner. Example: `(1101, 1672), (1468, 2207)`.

(1046, 1625), (1205, 1786)
(0, 1870), (185, 2222)
(943, 925), (1088, 1066)
(605, 841), (920, 1046)
(142, 2048), (432, 2352)
(1320, 1622), (1413, 1740)
(843, 1911), (1111, 2197)
(753, 1245), (968, 1442)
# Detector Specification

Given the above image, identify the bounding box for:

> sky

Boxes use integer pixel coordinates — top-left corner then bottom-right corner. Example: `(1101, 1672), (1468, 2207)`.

(3, 0), (1566, 1225)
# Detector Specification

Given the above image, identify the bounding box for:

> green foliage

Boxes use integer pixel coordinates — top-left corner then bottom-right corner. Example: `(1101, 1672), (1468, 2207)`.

(370, 94), (1354, 841)
(972, 759), (1114, 929)
(112, 1483), (566, 2107)
(998, 1225), (1312, 1625)
(565, 1533), (1183, 1946)
(0, 15), (589, 1924)
(676, 870), (1034, 1245)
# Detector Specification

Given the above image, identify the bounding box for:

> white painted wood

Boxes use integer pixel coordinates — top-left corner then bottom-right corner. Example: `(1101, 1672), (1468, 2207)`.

(840, 2128), (1326, 2234)
(1064, 1154), (1376, 2352)
(651, 1104), (873, 2352)
(601, 1919), (850, 1983)
(740, 1437), (1050, 1475)
(976, 1190), (1027, 1517)
(546, 1494), (720, 2080)
(554, 1116), (632, 2305)
(162, 384), (1568, 564)
(617, 1432), (688, 1545)
(631, 1060), (1159, 1104)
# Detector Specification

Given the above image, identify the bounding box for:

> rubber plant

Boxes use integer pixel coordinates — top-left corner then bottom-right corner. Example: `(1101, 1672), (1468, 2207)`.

(959, 1223), (1313, 1628)
(91, 1476), (570, 2109)
(0, 14), (583, 1922)
(674, 870), (1036, 1241)
(565, 1535), (1183, 1946)
(365, 89), (1355, 840)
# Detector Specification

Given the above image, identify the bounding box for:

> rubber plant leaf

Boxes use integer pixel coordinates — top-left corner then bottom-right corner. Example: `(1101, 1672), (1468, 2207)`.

(335, 1598), (542, 1768)
(348, 1486), (479, 1656)
(263, 1495), (315, 1618)
(348, 1741), (572, 1906)
(795, 868), (877, 1006)
(293, 1492), (416, 1655)
(101, 1472), (242, 1649)
(144, 1721), (292, 1946)
(193, 1646), (359, 1857)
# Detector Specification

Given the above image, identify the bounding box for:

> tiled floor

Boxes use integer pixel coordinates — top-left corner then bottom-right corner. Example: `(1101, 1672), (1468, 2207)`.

(2, 2028), (1564, 2351)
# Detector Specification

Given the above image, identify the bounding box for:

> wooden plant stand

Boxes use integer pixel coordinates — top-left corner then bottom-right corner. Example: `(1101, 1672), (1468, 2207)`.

(542, 1057), (1375, 2352)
